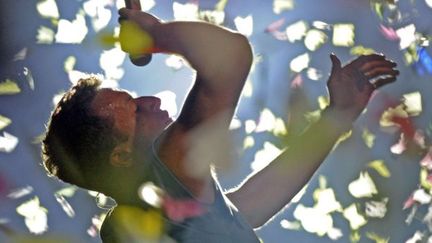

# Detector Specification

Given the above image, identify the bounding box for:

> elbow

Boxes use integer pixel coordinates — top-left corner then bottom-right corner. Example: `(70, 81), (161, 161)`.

(233, 33), (253, 69)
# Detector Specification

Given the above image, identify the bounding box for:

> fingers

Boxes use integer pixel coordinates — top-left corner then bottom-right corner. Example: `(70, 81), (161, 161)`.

(365, 67), (399, 79)
(330, 53), (342, 73)
(360, 59), (396, 73)
(351, 53), (386, 67)
(373, 76), (397, 89)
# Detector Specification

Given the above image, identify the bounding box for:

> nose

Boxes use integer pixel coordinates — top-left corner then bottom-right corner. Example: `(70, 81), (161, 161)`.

(134, 96), (161, 111)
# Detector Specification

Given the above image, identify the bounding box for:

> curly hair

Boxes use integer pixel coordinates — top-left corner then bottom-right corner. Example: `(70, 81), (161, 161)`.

(42, 77), (127, 189)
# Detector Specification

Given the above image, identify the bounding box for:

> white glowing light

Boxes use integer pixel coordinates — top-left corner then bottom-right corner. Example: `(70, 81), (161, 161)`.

(290, 53), (310, 73)
(154, 90), (177, 118)
(396, 24), (416, 50)
(0, 132), (19, 153)
(36, 26), (55, 44)
(343, 204), (367, 230)
(36, 0), (59, 19)
(427, 0), (432, 8)
(285, 21), (308, 43)
(16, 197), (48, 234)
(273, 0), (294, 14)
(55, 14), (89, 44)
(304, 29), (327, 51)
(138, 182), (163, 208)
(234, 15), (254, 37)
(348, 171), (377, 198)
(250, 142), (282, 172)
(100, 47), (126, 80)
(173, 2), (199, 21)
(332, 24), (355, 47)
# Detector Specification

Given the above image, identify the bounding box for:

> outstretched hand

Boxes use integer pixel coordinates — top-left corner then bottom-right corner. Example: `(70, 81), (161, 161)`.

(327, 53), (399, 121)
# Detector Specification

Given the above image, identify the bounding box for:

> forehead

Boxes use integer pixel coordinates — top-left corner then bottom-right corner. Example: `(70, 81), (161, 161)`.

(92, 89), (132, 107)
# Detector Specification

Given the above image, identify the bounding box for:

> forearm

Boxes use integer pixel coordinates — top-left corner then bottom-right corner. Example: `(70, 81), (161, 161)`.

(228, 109), (352, 228)
(154, 21), (252, 94)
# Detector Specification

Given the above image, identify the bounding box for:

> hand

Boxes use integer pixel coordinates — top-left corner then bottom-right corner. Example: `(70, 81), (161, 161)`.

(326, 53), (399, 121)
(118, 8), (163, 61)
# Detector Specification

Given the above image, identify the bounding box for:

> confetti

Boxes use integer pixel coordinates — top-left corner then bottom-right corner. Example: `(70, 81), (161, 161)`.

(285, 21), (308, 43)
(0, 132), (19, 153)
(343, 204), (367, 230)
(304, 29), (327, 51)
(403, 92), (422, 116)
(54, 194), (75, 218)
(55, 13), (89, 44)
(0, 79), (21, 95)
(173, 2), (199, 21)
(36, 0), (59, 19)
(290, 53), (310, 73)
(250, 142), (282, 172)
(16, 197), (48, 234)
(83, 0), (112, 32)
(13, 48), (28, 61)
(293, 204), (334, 236)
(165, 55), (185, 70)
(368, 160), (390, 178)
(0, 115), (11, 131)
(234, 15), (254, 37)
(365, 198), (388, 218)
(362, 128), (376, 148)
(7, 186), (34, 199)
(99, 47), (126, 81)
(273, 0), (294, 14)
(280, 219), (301, 230)
(36, 26), (55, 44)
(243, 136), (255, 150)
(332, 23), (355, 47)
(396, 24), (416, 50)
(348, 171), (378, 198)
(23, 67), (35, 90)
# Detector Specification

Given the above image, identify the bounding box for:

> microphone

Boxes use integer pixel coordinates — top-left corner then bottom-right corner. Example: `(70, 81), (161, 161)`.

(124, 0), (153, 66)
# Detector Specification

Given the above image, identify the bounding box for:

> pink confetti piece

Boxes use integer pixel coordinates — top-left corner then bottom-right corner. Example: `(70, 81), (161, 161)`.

(403, 194), (415, 210)
(266, 18), (288, 41)
(420, 147), (432, 169)
(379, 25), (399, 41)
(290, 74), (303, 88)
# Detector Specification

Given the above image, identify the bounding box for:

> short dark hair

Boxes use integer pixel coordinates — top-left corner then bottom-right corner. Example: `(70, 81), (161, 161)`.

(42, 77), (126, 189)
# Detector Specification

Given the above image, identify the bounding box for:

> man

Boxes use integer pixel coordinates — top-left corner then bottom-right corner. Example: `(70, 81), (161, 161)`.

(42, 8), (399, 243)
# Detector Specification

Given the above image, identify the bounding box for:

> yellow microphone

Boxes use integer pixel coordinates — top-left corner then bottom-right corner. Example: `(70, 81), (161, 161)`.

(123, 0), (153, 66)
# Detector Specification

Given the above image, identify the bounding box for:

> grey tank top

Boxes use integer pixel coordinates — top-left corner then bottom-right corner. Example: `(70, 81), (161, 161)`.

(147, 144), (260, 243)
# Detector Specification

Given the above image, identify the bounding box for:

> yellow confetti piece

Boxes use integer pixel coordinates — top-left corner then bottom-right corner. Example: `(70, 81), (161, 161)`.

(215, 0), (228, 11)
(0, 115), (12, 131)
(64, 56), (76, 73)
(243, 136), (255, 149)
(350, 45), (377, 56)
(317, 96), (329, 110)
(119, 21), (154, 56)
(362, 128), (376, 148)
(366, 232), (390, 243)
(368, 160), (391, 178)
(0, 79), (21, 95)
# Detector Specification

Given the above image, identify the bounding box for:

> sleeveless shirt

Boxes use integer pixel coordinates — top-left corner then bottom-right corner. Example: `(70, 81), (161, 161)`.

(100, 142), (260, 243)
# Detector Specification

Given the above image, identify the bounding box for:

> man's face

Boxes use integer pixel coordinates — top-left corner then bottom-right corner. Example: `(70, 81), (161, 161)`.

(90, 88), (173, 145)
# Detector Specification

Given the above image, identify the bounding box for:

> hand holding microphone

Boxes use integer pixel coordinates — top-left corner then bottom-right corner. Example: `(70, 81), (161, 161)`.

(121, 0), (153, 66)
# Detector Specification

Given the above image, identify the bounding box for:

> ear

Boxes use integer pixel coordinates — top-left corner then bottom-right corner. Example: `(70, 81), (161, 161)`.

(110, 143), (133, 167)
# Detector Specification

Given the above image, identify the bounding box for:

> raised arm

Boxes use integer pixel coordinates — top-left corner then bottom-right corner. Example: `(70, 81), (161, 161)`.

(118, 9), (253, 198)
(119, 9), (252, 126)
(226, 54), (399, 228)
